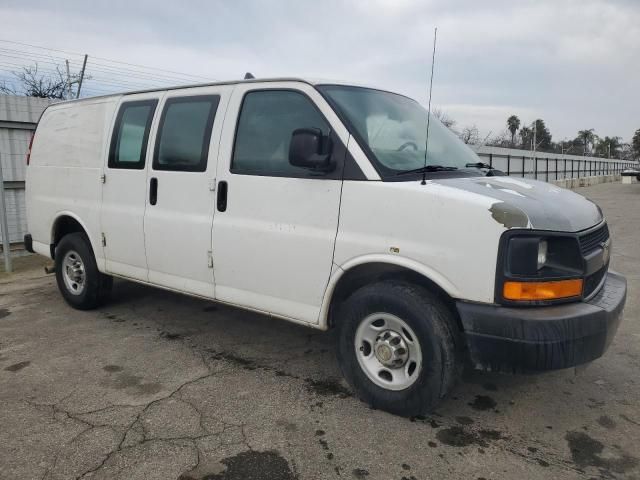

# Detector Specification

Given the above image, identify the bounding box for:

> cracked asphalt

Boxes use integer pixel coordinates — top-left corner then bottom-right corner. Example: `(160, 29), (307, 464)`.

(1, 181), (639, 480)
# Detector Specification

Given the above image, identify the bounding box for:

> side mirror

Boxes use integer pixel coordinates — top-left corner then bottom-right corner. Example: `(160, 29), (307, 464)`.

(289, 128), (334, 172)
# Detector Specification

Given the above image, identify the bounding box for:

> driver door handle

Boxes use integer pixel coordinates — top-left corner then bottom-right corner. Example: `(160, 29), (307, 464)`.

(217, 181), (228, 212)
(149, 177), (158, 205)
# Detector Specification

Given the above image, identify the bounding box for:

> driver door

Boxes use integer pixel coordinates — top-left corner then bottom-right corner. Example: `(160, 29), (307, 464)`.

(211, 82), (344, 323)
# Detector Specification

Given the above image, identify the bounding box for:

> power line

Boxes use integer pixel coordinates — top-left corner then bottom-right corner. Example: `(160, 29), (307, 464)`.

(0, 47), (206, 85)
(0, 39), (214, 81)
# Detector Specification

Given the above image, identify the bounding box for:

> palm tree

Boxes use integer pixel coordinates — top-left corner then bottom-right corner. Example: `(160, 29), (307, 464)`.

(595, 136), (622, 158)
(578, 129), (595, 155)
(507, 115), (520, 147)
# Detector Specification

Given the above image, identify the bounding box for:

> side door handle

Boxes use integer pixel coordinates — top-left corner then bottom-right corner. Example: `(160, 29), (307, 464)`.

(149, 177), (158, 206)
(217, 181), (228, 212)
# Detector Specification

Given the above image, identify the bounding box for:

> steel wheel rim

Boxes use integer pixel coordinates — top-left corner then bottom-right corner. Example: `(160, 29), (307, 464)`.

(354, 312), (422, 391)
(62, 250), (86, 296)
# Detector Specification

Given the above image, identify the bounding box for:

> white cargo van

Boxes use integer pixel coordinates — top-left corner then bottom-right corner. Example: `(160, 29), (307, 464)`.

(24, 78), (626, 416)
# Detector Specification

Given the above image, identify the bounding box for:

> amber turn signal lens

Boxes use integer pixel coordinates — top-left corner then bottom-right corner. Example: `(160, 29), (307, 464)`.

(503, 279), (583, 301)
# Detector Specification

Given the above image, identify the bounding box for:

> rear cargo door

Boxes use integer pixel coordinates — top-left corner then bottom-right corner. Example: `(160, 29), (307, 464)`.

(101, 93), (162, 281)
(142, 86), (231, 298)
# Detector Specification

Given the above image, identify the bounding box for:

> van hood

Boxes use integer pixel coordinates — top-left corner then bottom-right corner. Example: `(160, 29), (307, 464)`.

(434, 176), (603, 232)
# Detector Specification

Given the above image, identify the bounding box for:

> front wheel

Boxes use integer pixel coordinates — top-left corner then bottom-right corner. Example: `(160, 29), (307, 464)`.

(55, 232), (112, 310)
(336, 281), (461, 416)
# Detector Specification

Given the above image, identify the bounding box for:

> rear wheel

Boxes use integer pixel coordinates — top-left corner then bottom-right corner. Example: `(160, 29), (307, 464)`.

(336, 280), (461, 416)
(55, 233), (112, 310)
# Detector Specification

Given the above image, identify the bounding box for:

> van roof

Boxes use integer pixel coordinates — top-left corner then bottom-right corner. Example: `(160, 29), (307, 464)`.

(54, 77), (378, 105)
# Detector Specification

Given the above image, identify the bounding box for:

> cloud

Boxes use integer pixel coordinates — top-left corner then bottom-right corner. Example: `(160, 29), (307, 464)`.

(0, 0), (638, 141)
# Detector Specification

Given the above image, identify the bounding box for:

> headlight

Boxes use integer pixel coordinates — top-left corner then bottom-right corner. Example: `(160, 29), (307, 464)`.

(498, 232), (584, 304)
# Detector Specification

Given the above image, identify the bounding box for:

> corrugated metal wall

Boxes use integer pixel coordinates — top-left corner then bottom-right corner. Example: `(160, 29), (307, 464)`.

(0, 95), (51, 244)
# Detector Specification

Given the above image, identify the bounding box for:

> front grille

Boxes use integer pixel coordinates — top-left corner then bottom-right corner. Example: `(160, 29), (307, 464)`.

(584, 267), (607, 298)
(579, 223), (609, 256)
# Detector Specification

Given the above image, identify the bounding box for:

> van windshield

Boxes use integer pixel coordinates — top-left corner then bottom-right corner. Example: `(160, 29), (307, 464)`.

(318, 85), (482, 179)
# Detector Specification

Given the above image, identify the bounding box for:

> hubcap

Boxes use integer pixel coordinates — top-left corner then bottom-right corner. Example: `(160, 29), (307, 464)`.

(355, 313), (422, 391)
(62, 250), (86, 296)
(374, 330), (409, 368)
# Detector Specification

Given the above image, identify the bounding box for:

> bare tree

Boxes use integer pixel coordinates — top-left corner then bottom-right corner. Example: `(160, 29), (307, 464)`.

(0, 63), (86, 100)
(485, 131), (511, 148)
(459, 125), (479, 145)
(432, 108), (456, 130)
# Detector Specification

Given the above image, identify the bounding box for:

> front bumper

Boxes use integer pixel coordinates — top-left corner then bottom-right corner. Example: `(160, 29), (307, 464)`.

(456, 271), (626, 373)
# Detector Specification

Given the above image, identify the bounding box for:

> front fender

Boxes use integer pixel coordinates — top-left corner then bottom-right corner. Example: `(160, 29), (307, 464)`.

(318, 254), (461, 329)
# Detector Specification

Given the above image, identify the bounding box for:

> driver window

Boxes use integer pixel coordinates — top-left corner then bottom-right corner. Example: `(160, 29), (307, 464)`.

(232, 90), (330, 176)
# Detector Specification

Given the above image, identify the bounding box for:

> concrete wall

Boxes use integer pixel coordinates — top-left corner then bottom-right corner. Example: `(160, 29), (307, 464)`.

(0, 95), (51, 244)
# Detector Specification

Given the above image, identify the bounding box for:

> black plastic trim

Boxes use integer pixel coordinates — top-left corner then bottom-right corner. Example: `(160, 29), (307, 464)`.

(458, 271), (626, 373)
(342, 148), (367, 181)
(494, 222), (609, 306)
(23, 234), (33, 253)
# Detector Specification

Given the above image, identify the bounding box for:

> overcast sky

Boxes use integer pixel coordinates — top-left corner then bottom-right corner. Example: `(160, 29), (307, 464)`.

(1, 0), (638, 142)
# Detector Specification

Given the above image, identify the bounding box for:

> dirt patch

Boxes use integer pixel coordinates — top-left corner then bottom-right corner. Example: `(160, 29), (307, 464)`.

(4, 360), (30, 372)
(597, 415), (616, 430)
(468, 395), (497, 411)
(103, 365), (123, 373)
(160, 331), (182, 340)
(436, 426), (508, 448)
(352, 468), (369, 478)
(455, 416), (474, 425)
(103, 372), (163, 395)
(436, 426), (487, 448)
(179, 450), (297, 480)
(304, 378), (351, 398)
(565, 431), (638, 475)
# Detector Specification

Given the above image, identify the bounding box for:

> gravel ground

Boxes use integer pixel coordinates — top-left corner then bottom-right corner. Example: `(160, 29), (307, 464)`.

(0, 181), (639, 480)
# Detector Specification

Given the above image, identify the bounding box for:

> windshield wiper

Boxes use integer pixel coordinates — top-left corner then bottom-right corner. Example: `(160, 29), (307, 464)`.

(464, 162), (507, 176)
(395, 165), (458, 176)
(465, 162), (494, 169)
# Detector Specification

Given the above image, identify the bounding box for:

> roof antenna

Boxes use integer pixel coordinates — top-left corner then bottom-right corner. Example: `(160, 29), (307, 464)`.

(244, 72), (255, 79)
(421, 27), (438, 186)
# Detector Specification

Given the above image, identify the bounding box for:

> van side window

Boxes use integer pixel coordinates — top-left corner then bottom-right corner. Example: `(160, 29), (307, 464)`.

(153, 95), (220, 172)
(232, 90), (330, 176)
(109, 100), (158, 169)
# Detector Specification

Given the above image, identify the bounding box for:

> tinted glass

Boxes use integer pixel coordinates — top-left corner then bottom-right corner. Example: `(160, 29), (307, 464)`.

(232, 90), (329, 176)
(109, 101), (157, 169)
(319, 85), (481, 178)
(154, 96), (219, 172)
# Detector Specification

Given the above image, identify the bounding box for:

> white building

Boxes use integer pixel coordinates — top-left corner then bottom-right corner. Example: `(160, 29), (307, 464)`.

(0, 95), (51, 244)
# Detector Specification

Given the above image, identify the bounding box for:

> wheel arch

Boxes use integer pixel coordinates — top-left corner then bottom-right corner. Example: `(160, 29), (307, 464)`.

(320, 255), (463, 331)
(50, 212), (96, 259)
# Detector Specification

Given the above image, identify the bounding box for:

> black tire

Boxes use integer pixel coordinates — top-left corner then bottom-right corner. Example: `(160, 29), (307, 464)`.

(55, 232), (112, 310)
(336, 280), (461, 417)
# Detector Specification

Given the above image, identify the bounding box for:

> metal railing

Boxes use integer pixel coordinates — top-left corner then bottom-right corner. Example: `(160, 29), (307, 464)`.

(475, 152), (637, 182)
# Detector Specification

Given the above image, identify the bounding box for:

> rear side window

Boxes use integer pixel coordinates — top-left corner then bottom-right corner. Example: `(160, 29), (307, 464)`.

(232, 90), (330, 176)
(109, 100), (158, 169)
(153, 95), (220, 172)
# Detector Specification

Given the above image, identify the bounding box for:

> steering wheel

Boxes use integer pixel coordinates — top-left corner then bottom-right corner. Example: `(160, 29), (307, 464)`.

(397, 141), (418, 152)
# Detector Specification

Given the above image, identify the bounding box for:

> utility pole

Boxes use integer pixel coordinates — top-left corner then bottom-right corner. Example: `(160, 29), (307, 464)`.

(0, 154), (12, 272)
(65, 59), (72, 100)
(76, 54), (88, 99)
(532, 121), (537, 174)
